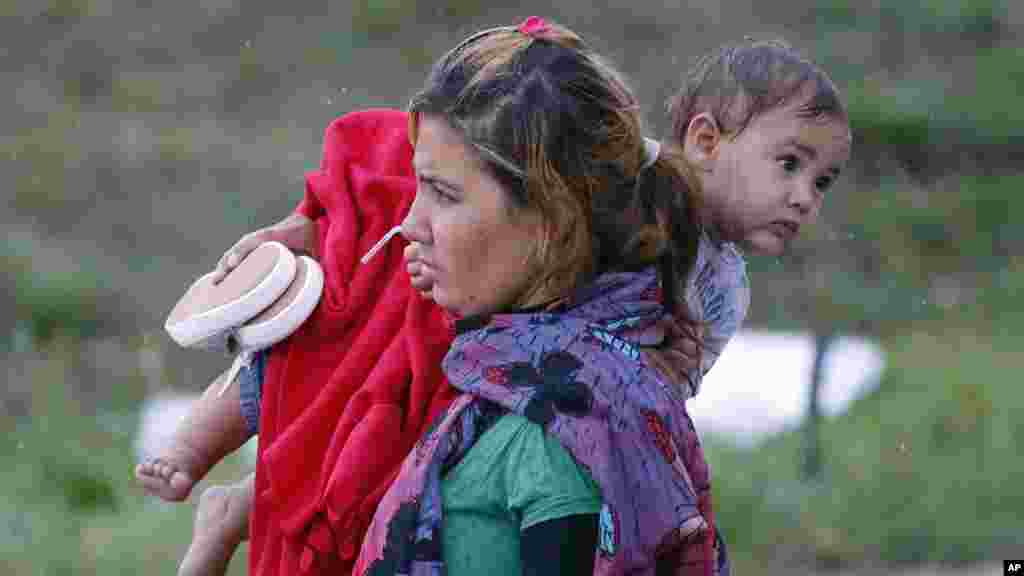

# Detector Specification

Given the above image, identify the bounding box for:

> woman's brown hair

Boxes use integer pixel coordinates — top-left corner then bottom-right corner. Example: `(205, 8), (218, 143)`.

(408, 19), (702, 327)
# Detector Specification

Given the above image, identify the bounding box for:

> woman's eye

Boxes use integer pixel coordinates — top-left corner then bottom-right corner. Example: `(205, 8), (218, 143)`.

(434, 184), (457, 204)
(418, 178), (456, 203)
(778, 155), (800, 173)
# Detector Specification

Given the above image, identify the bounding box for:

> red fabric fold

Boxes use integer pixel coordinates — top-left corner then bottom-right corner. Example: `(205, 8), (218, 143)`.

(250, 108), (457, 576)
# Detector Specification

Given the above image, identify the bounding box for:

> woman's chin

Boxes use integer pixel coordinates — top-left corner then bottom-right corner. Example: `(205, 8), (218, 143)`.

(431, 289), (469, 318)
(435, 293), (503, 320)
(430, 288), (453, 311)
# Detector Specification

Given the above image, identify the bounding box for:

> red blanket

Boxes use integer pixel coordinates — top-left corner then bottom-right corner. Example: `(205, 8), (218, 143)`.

(250, 109), (458, 575)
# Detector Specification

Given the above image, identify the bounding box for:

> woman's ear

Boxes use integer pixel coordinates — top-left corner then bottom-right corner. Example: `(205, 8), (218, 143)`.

(682, 112), (721, 172)
(407, 112), (420, 146)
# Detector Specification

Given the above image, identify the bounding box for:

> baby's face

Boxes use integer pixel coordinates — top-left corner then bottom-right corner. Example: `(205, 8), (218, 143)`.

(704, 102), (851, 256)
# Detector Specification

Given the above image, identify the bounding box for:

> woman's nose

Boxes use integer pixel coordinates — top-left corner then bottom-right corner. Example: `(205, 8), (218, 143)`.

(400, 194), (431, 245)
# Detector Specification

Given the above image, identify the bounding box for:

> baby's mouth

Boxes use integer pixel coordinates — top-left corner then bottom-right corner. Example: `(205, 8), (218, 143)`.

(770, 221), (799, 238)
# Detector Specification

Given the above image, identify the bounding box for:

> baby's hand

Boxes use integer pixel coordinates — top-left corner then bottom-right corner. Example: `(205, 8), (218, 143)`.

(210, 229), (274, 284)
(403, 242), (434, 299)
(211, 213), (315, 284)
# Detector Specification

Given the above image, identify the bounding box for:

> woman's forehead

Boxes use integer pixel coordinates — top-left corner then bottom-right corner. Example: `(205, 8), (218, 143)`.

(412, 116), (473, 172)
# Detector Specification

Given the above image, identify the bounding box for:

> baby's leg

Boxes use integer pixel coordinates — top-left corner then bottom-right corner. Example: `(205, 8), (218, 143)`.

(135, 368), (252, 501)
(178, 473), (254, 576)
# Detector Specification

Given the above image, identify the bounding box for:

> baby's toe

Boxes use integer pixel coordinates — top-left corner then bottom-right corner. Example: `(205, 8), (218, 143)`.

(157, 460), (179, 480)
(136, 459), (160, 478)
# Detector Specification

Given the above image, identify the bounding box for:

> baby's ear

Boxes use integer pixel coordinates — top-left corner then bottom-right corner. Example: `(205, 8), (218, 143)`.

(682, 112), (722, 172)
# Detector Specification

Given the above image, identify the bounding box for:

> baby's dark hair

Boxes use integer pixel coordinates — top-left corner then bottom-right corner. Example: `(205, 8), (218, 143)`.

(669, 38), (847, 140)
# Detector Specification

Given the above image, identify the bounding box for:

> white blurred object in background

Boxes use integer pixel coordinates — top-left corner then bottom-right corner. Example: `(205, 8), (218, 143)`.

(687, 330), (886, 447)
(134, 332), (257, 476)
(134, 392), (258, 471)
(134, 392), (195, 463)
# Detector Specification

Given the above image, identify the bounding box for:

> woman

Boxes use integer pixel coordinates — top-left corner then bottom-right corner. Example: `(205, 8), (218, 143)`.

(353, 17), (723, 576)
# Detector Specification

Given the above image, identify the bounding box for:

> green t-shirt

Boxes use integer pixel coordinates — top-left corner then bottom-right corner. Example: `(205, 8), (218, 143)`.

(441, 413), (602, 575)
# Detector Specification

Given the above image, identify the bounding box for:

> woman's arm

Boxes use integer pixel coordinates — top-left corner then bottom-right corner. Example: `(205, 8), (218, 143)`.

(520, 513), (598, 576)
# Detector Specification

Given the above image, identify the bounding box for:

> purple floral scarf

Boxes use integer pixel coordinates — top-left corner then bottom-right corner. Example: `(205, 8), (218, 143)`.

(353, 269), (728, 575)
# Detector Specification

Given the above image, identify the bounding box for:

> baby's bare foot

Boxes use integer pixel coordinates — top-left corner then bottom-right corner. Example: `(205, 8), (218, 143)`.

(178, 482), (249, 576)
(135, 442), (204, 502)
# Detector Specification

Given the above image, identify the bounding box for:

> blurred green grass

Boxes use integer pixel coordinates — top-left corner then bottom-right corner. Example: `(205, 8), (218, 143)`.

(845, 46), (1024, 152)
(713, 319), (1024, 572)
(4, 231), (104, 343)
(820, 0), (1022, 152)
(0, 336), (251, 576)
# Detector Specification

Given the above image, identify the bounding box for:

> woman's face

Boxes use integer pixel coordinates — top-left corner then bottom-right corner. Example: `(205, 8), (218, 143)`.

(401, 115), (544, 318)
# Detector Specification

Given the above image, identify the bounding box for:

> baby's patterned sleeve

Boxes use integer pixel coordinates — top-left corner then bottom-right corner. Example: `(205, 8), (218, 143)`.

(685, 240), (750, 396)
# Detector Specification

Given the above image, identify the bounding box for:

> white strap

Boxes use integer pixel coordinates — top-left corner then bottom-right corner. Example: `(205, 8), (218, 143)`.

(217, 350), (254, 398)
(360, 226), (403, 264)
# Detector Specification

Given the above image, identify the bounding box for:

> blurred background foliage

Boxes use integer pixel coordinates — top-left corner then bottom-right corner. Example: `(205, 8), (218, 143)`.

(2, 0), (1019, 574)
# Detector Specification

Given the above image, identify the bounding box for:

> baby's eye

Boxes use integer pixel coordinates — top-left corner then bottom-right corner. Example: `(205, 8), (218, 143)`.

(778, 155), (800, 173)
(815, 175), (835, 192)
